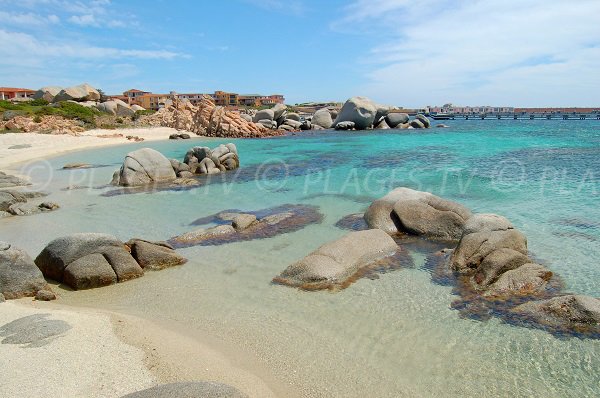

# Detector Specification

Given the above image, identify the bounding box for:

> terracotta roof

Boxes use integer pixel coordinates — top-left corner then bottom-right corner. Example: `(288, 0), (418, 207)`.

(124, 89), (145, 93)
(0, 87), (35, 92)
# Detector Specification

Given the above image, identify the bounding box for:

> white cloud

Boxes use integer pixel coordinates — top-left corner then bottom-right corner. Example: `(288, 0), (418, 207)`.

(68, 14), (97, 26)
(338, 0), (600, 106)
(0, 11), (60, 26)
(0, 29), (187, 65)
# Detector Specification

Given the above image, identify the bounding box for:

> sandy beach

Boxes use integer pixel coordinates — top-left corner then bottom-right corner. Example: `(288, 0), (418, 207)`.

(0, 299), (281, 398)
(0, 127), (185, 172)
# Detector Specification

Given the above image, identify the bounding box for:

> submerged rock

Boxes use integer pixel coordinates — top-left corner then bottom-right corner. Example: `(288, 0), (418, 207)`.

(35, 233), (143, 290)
(512, 295), (600, 336)
(273, 229), (399, 290)
(335, 213), (368, 231)
(170, 204), (323, 248)
(1, 242), (50, 299)
(364, 187), (471, 240)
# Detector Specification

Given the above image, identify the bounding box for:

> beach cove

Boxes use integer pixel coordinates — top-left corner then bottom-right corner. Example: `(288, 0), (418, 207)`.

(1, 119), (600, 397)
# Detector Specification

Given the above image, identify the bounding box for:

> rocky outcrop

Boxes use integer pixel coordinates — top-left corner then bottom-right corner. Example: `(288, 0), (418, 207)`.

(0, 171), (30, 188)
(169, 133), (190, 140)
(1, 242), (51, 299)
(450, 214), (528, 274)
(53, 83), (100, 103)
(512, 295), (600, 336)
(35, 233), (144, 290)
(273, 229), (399, 290)
(364, 187), (472, 240)
(113, 148), (177, 187)
(252, 109), (274, 123)
(415, 114), (431, 128)
(182, 143), (239, 175)
(385, 112), (409, 128)
(410, 119), (425, 129)
(335, 121), (355, 130)
(312, 108), (333, 129)
(114, 99), (135, 117)
(139, 96), (279, 138)
(33, 86), (62, 102)
(333, 96), (377, 130)
(375, 119), (390, 129)
(122, 382), (248, 398)
(447, 213), (556, 297)
(0, 190), (57, 218)
(0, 115), (85, 134)
(126, 239), (187, 271)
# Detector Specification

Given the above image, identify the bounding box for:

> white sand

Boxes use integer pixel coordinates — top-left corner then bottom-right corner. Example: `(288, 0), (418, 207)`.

(0, 127), (183, 172)
(0, 300), (156, 397)
(0, 300), (280, 398)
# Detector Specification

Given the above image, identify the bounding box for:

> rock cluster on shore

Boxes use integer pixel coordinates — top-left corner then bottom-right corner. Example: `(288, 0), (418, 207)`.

(304, 96), (432, 131)
(110, 143), (240, 187)
(0, 233), (187, 299)
(0, 187), (59, 219)
(141, 96), (281, 138)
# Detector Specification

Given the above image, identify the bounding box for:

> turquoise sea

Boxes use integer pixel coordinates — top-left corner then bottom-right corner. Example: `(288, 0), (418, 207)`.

(2, 120), (600, 397)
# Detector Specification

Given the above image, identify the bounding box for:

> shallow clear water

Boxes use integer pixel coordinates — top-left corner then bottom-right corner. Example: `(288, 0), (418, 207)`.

(2, 120), (600, 397)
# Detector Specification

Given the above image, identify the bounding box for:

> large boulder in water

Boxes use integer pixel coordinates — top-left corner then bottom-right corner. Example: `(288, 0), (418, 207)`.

(271, 103), (287, 120)
(274, 229), (398, 290)
(53, 83), (100, 102)
(312, 108), (333, 129)
(33, 86), (62, 102)
(333, 96), (377, 130)
(450, 214), (528, 275)
(385, 112), (409, 128)
(35, 233), (143, 290)
(115, 148), (177, 186)
(252, 109), (274, 122)
(484, 263), (553, 297)
(415, 114), (431, 128)
(1, 242), (50, 299)
(364, 187), (472, 240)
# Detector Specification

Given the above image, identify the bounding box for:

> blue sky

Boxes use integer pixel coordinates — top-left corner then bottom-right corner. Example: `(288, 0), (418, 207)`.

(1, 0), (599, 107)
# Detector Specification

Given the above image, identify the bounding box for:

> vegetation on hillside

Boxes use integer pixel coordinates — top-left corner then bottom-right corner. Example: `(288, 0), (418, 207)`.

(0, 100), (100, 126)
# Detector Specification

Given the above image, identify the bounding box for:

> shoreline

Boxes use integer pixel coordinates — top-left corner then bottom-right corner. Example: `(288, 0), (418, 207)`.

(0, 127), (197, 173)
(0, 299), (284, 398)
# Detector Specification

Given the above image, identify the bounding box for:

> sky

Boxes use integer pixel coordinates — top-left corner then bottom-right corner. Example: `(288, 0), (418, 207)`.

(0, 0), (599, 107)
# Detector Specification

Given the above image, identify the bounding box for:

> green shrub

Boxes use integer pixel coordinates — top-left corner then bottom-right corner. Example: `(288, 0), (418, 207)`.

(132, 109), (155, 121)
(33, 115), (42, 123)
(116, 117), (124, 124)
(0, 100), (21, 111)
(29, 98), (49, 106)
